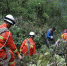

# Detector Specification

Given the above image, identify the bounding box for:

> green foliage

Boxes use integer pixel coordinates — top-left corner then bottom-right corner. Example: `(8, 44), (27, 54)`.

(0, 0), (67, 65)
(9, 15), (66, 49)
(19, 45), (66, 66)
(0, 0), (61, 22)
(53, 54), (66, 66)
(0, 0), (65, 51)
(9, 19), (48, 49)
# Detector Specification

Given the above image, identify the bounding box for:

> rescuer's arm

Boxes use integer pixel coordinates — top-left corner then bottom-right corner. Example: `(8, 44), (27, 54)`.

(7, 32), (22, 59)
(47, 31), (51, 38)
(20, 39), (26, 53)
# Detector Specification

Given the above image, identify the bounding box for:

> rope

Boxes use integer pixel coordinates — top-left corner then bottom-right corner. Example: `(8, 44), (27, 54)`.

(0, 48), (11, 65)
(0, 28), (11, 65)
(27, 38), (30, 55)
(0, 31), (10, 50)
(0, 28), (9, 34)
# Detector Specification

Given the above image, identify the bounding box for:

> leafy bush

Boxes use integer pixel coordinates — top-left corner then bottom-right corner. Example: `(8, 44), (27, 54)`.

(19, 45), (66, 66)
(0, 0), (61, 22)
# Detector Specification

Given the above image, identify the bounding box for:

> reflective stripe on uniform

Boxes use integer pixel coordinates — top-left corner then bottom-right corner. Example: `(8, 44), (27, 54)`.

(13, 49), (18, 53)
(9, 61), (15, 65)
(25, 43), (33, 48)
(20, 49), (22, 52)
(25, 43), (28, 46)
(30, 45), (33, 48)
(0, 35), (4, 40)
(61, 34), (63, 38)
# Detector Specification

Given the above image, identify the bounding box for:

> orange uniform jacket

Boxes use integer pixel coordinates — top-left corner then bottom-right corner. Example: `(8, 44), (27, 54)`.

(0, 23), (19, 58)
(20, 38), (36, 56)
(62, 33), (67, 41)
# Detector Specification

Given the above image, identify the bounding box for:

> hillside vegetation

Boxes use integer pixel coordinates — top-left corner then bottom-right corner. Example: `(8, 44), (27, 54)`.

(0, 0), (67, 66)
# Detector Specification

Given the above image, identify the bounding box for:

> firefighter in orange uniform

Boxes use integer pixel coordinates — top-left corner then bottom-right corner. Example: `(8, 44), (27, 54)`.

(20, 32), (36, 56)
(0, 14), (22, 66)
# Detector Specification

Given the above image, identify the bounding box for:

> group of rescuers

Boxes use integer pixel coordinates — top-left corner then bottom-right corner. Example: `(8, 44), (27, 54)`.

(0, 14), (67, 66)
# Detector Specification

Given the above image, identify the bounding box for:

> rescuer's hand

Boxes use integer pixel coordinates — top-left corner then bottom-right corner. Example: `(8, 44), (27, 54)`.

(51, 36), (53, 39)
(18, 53), (22, 60)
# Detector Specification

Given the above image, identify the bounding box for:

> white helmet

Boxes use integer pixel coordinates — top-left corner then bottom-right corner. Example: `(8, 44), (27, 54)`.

(4, 14), (15, 25)
(29, 32), (35, 36)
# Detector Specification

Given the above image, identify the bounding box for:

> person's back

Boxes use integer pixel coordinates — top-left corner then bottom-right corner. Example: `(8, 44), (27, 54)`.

(0, 23), (10, 61)
(20, 32), (36, 56)
(0, 23), (9, 47)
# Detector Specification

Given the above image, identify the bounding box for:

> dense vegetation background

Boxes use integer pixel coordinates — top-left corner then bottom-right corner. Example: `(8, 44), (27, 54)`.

(0, 0), (67, 66)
